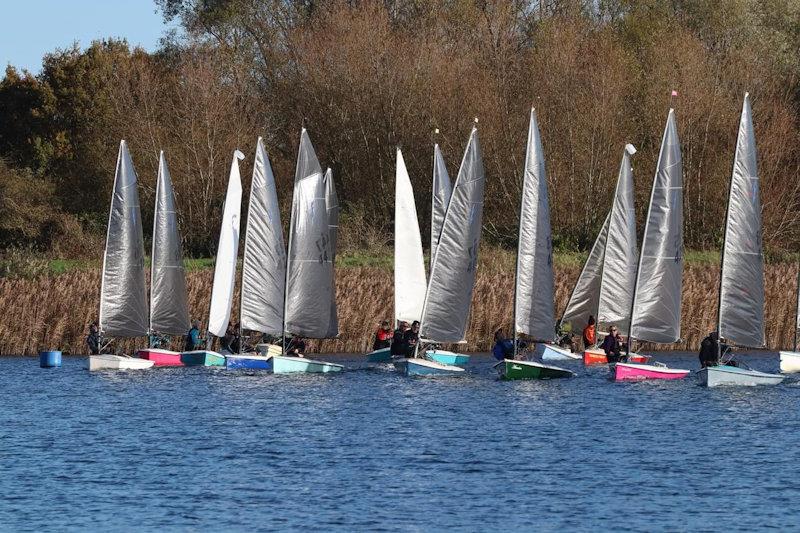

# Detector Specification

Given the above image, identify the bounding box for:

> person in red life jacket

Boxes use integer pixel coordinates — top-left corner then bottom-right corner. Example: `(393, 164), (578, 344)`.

(582, 315), (597, 349)
(373, 320), (393, 350)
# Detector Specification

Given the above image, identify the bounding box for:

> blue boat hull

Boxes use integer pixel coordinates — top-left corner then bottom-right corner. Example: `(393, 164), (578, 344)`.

(225, 355), (273, 371)
(425, 350), (469, 366)
(394, 358), (465, 376)
(537, 344), (581, 362)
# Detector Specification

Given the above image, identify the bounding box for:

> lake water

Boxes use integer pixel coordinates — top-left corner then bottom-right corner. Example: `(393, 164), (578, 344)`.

(1, 352), (798, 531)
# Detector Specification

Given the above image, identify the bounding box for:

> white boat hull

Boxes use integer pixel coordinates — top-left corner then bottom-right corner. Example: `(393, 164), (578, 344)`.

(272, 355), (343, 374)
(88, 354), (155, 371)
(779, 351), (800, 374)
(698, 365), (785, 387)
(536, 343), (581, 361)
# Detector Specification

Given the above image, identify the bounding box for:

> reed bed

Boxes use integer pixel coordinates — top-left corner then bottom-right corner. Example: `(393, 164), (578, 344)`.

(1, 261), (797, 356)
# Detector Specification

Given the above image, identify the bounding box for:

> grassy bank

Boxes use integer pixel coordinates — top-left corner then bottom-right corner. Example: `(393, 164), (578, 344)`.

(1, 248), (798, 356)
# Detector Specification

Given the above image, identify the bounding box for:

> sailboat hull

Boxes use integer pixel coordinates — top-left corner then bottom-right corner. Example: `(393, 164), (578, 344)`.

(394, 358), (465, 376)
(272, 355), (343, 374)
(698, 365), (785, 387)
(499, 359), (574, 380)
(425, 349), (469, 366)
(180, 350), (226, 367)
(779, 351), (800, 374)
(583, 348), (650, 366)
(611, 362), (689, 382)
(366, 347), (392, 363)
(136, 348), (183, 367)
(537, 344), (581, 361)
(88, 354), (155, 371)
(225, 354), (273, 370)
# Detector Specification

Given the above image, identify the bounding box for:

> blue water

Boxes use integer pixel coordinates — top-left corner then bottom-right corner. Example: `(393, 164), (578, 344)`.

(2, 352), (799, 531)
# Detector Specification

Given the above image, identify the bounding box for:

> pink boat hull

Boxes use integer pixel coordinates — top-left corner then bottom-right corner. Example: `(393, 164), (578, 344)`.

(136, 349), (184, 367)
(612, 363), (689, 382)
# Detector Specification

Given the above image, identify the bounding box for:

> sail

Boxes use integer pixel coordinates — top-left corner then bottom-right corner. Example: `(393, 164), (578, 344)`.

(240, 138), (285, 335)
(283, 129), (336, 338)
(395, 148), (427, 324)
(559, 214), (609, 334)
(718, 93), (765, 347)
(514, 108), (556, 341)
(208, 150), (244, 338)
(419, 127), (485, 343)
(324, 167), (339, 338)
(99, 140), (148, 338)
(431, 143), (453, 259)
(149, 151), (190, 336)
(597, 144), (638, 335)
(630, 109), (683, 343)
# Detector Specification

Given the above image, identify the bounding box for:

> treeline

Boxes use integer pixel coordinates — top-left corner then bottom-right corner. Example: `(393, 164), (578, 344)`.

(0, 0), (798, 259)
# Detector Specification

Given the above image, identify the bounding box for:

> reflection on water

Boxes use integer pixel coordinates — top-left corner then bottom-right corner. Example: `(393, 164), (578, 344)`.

(1, 352), (799, 531)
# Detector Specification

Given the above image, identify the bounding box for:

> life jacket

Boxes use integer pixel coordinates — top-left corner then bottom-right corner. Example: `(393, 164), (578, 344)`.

(583, 324), (596, 345)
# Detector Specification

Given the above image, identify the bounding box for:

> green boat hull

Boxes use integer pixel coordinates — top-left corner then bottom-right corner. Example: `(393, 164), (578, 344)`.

(500, 360), (574, 380)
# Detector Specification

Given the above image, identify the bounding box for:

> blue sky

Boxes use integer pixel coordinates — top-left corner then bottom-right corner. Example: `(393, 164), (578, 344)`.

(1, 0), (176, 73)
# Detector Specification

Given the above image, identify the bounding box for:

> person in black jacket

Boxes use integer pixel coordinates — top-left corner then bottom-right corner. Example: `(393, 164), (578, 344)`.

(391, 321), (410, 356)
(698, 332), (731, 368)
(601, 325), (626, 363)
(86, 323), (100, 355)
(404, 321), (420, 357)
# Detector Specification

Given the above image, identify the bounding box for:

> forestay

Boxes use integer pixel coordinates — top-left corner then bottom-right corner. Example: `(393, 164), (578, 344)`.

(420, 127), (485, 343)
(597, 144), (638, 335)
(241, 138), (285, 336)
(514, 108), (556, 341)
(283, 129), (336, 338)
(431, 143), (453, 261)
(718, 93), (765, 348)
(394, 148), (427, 324)
(100, 140), (148, 338)
(150, 151), (190, 336)
(208, 150), (244, 338)
(630, 110), (683, 344)
(324, 167), (339, 338)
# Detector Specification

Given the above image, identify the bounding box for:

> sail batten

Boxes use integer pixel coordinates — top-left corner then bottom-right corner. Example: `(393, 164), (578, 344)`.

(514, 109), (555, 341)
(241, 138), (286, 335)
(208, 150), (244, 338)
(419, 127), (485, 343)
(395, 148), (427, 324)
(718, 93), (765, 348)
(99, 140), (148, 338)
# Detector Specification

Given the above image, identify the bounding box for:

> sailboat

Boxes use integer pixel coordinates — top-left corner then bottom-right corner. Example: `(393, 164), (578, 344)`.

(225, 138), (286, 371)
(136, 152), (191, 367)
(89, 140), (155, 371)
(497, 108), (574, 380)
(366, 148), (426, 363)
(779, 267), (800, 373)
(393, 124), (484, 376)
(272, 129), (343, 373)
(555, 144), (649, 365)
(181, 150), (244, 367)
(698, 93), (784, 387)
(609, 108), (690, 381)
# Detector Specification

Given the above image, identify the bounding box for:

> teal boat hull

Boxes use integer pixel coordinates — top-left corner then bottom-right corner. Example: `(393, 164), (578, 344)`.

(180, 350), (226, 367)
(425, 350), (469, 366)
(394, 358), (465, 376)
(272, 355), (344, 374)
(366, 347), (392, 363)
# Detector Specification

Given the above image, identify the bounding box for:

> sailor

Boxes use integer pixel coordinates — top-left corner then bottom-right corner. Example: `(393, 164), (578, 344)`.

(404, 321), (420, 357)
(391, 321), (410, 356)
(184, 320), (204, 351)
(287, 336), (306, 357)
(86, 323), (100, 355)
(492, 328), (515, 360)
(698, 331), (731, 368)
(372, 320), (393, 350)
(601, 325), (625, 363)
(582, 315), (597, 349)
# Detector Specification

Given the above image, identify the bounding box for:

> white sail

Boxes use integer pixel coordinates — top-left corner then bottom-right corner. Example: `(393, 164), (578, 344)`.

(99, 140), (148, 338)
(514, 108), (556, 341)
(559, 214), (609, 334)
(630, 109), (683, 344)
(150, 151), (190, 336)
(208, 150), (244, 338)
(283, 129), (336, 338)
(240, 138), (285, 335)
(718, 93), (765, 347)
(394, 148), (427, 324)
(324, 167), (339, 338)
(597, 144), (638, 335)
(431, 143), (453, 259)
(420, 127), (485, 343)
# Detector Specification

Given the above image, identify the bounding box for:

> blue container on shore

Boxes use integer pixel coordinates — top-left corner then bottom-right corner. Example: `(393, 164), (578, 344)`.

(39, 350), (62, 368)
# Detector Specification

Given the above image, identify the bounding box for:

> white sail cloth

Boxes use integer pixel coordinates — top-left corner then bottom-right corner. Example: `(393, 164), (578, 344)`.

(241, 138), (286, 335)
(431, 144), (453, 259)
(208, 150), (244, 338)
(394, 148), (427, 324)
(630, 109), (683, 344)
(515, 109), (556, 341)
(718, 93), (765, 347)
(420, 127), (486, 343)
(150, 151), (190, 336)
(100, 140), (148, 338)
